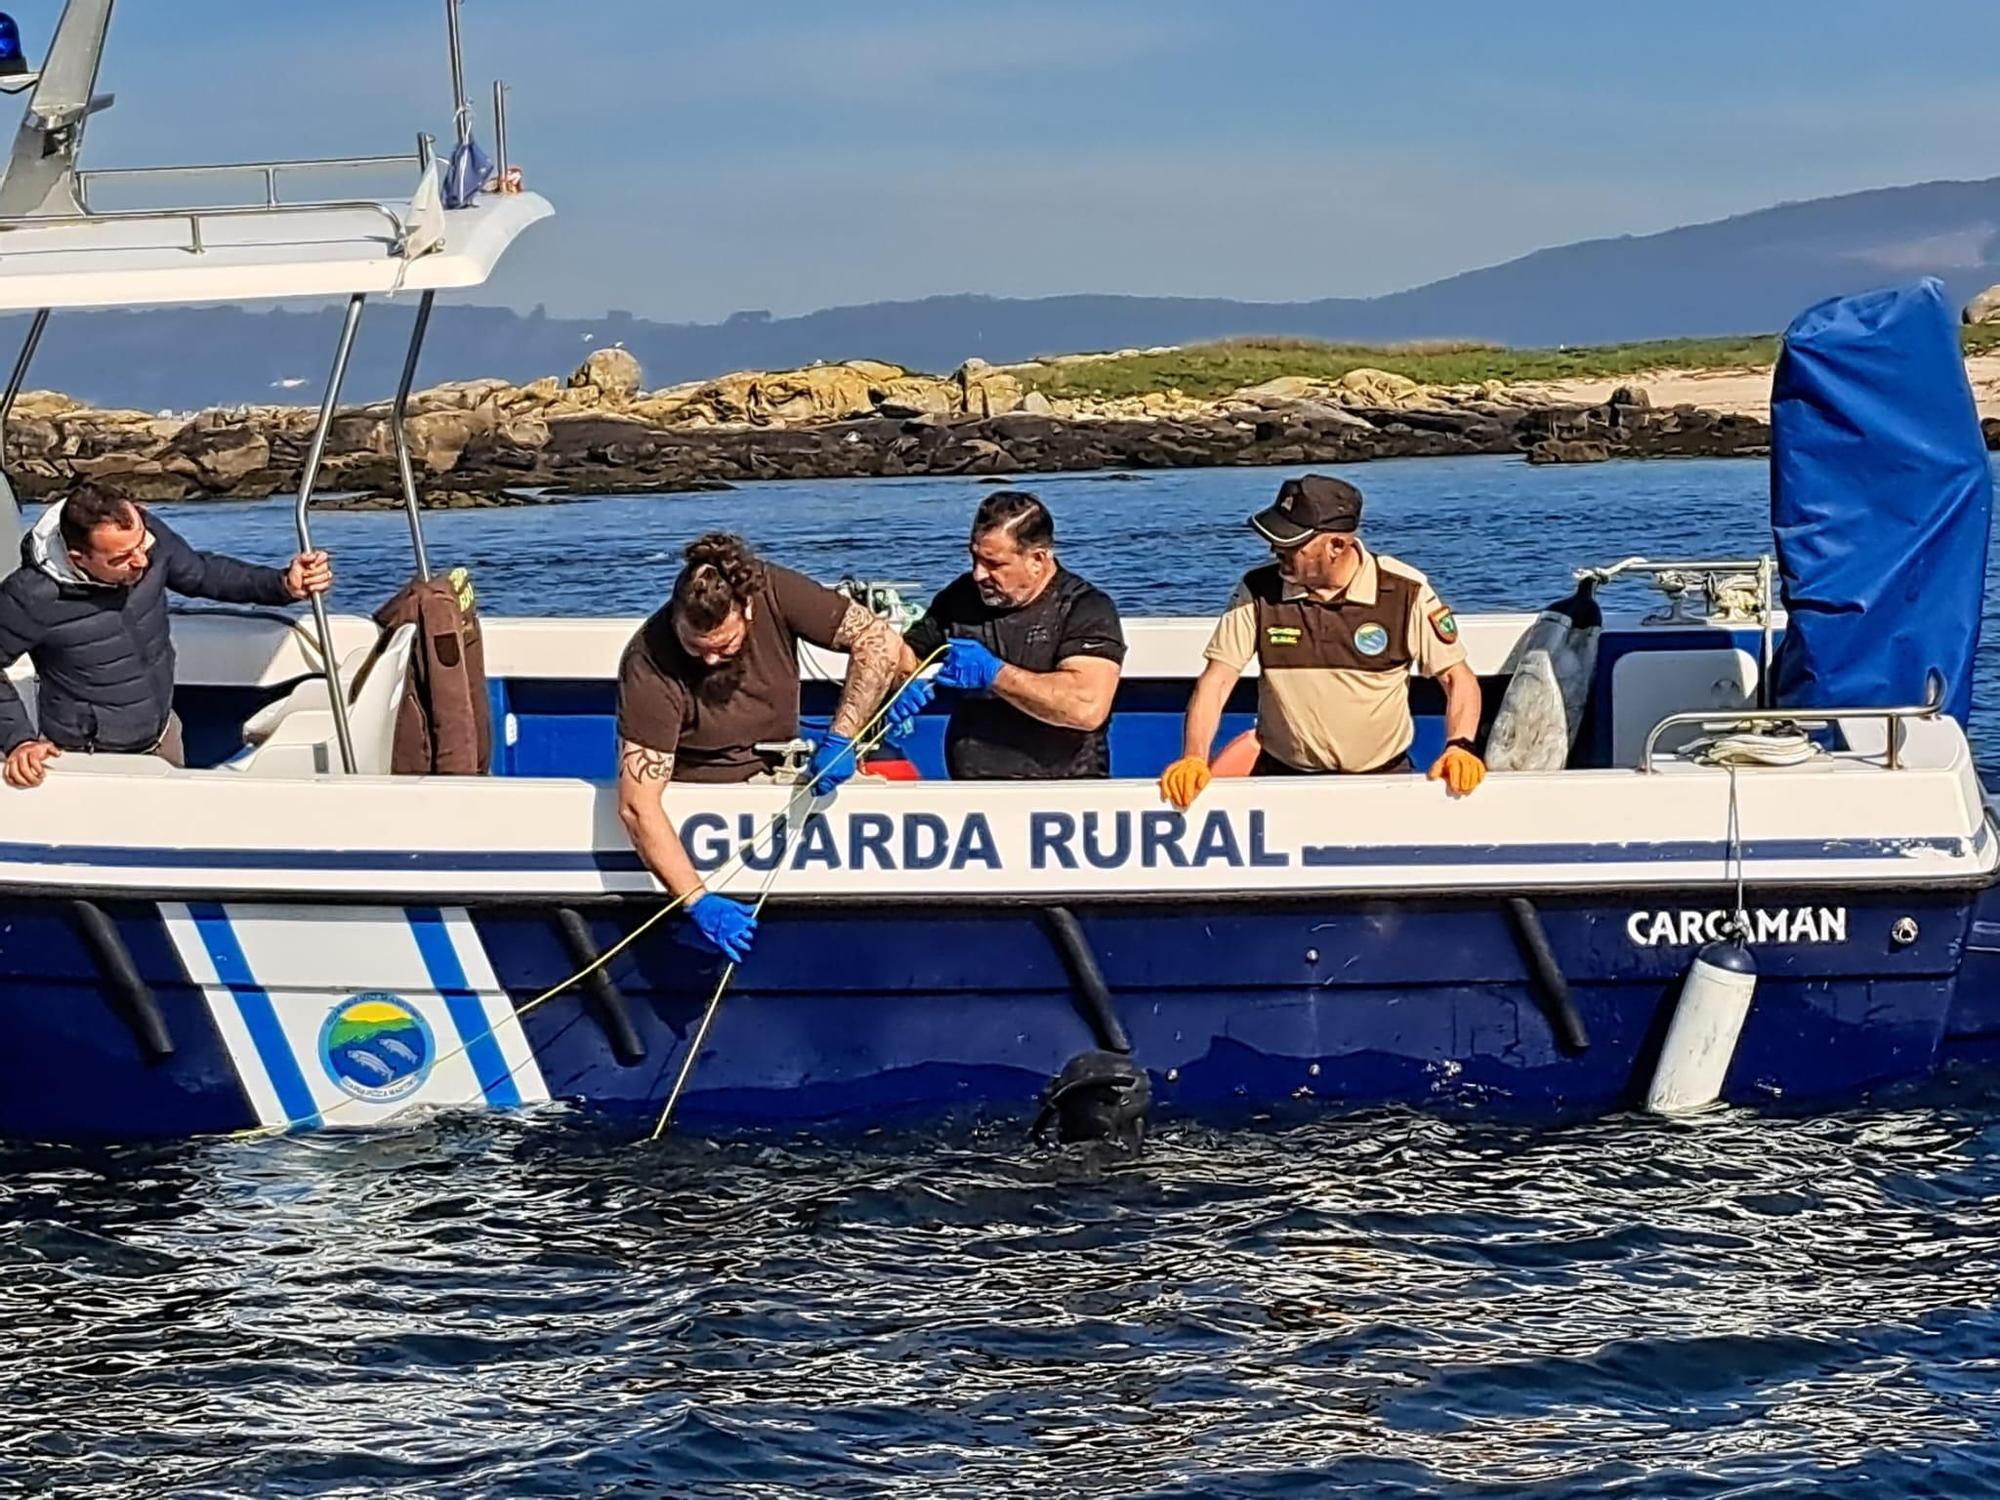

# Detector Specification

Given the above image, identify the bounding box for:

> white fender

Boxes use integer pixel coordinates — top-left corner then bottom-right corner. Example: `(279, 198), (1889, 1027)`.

(1486, 582), (1602, 773)
(1645, 940), (1758, 1114)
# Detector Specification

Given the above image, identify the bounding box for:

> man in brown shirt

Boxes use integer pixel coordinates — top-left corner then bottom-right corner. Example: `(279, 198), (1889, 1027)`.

(615, 532), (904, 959)
(1160, 475), (1486, 807)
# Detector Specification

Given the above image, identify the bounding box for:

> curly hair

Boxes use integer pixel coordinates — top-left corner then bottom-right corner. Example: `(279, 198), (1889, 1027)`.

(672, 532), (765, 633)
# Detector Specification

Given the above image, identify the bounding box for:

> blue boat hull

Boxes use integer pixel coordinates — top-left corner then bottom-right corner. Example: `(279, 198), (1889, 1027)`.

(0, 883), (1992, 1141)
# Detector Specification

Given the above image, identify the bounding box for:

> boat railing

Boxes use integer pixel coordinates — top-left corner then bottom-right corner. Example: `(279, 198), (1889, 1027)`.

(75, 153), (425, 214)
(1638, 685), (1946, 772)
(0, 151), (436, 257)
(0, 1), (516, 775)
(0, 198), (416, 257)
(1581, 554), (1778, 705)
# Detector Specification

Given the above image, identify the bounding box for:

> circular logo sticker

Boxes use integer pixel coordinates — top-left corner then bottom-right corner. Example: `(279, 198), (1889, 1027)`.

(318, 993), (434, 1103)
(1353, 623), (1390, 657)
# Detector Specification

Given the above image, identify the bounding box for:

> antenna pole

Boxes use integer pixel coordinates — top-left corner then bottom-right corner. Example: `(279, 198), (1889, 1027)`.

(444, 0), (469, 148)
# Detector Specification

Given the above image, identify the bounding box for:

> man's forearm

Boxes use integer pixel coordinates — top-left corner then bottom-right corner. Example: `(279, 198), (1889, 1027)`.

(992, 664), (1100, 731)
(830, 619), (901, 739)
(1442, 665), (1482, 744)
(1181, 670), (1232, 760)
(628, 805), (706, 902)
(617, 741), (705, 901)
(173, 545), (295, 607)
(0, 676), (36, 755)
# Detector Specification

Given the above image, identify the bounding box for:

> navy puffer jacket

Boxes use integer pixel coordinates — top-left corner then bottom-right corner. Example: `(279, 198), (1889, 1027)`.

(0, 504), (295, 754)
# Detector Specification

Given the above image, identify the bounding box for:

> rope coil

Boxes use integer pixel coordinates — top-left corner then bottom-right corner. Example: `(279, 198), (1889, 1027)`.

(1679, 725), (1822, 768)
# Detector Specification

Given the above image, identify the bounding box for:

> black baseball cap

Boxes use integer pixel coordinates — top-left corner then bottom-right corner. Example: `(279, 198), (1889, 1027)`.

(1249, 474), (1364, 548)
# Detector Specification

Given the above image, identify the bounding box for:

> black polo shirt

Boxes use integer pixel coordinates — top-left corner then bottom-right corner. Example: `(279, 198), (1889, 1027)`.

(904, 566), (1126, 779)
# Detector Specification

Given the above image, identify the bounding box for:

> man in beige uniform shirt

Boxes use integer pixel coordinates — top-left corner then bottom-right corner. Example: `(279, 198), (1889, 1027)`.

(1160, 474), (1485, 806)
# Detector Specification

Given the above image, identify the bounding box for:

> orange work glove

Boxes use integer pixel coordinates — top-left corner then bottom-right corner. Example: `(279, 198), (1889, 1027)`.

(1160, 755), (1213, 810)
(1427, 744), (1486, 797)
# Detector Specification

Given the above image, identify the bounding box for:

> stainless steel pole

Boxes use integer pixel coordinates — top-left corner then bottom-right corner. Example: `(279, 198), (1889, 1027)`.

(295, 294), (366, 775)
(1758, 555), (1775, 710)
(390, 289), (436, 581)
(0, 307), (48, 468)
(492, 79), (509, 187)
(445, 0), (470, 149)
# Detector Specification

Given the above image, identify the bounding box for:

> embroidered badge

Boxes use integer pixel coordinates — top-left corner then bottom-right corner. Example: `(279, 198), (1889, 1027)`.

(1353, 623), (1389, 657)
(1265, 626), (1303, 647)
(1430, 607), (1459, 644)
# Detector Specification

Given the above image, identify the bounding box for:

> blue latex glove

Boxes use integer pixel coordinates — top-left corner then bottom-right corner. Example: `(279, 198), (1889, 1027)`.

(881, 677), (936, 746)
(938, 638), (1004, 694)
(688, 894), (757, 961)
(806, 731), (859, 795)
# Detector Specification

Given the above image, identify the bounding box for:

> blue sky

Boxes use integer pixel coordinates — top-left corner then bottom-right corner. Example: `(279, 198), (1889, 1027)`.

(23, 1), (2000, 322)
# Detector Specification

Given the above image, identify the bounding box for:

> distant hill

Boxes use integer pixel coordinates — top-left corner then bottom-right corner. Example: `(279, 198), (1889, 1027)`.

(12, 176), (2000, 411)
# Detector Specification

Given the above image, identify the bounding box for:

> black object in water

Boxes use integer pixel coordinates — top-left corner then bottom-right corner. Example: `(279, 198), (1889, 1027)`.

(1034, 1049), (1151, 1146)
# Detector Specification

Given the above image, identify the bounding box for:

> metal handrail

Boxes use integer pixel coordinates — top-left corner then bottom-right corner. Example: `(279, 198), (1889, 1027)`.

(295, 294), (368, 776)
(0, 306), (47, 467)
(389, 289), (437, 581)
(447, 0), (471, 150)
(1579, 556), (1773, 583)
(1639, 690), (1946, 772)
(493, 81), (510, 188)
(76, 153), (421, 212)
(1583, 552), (1781, 707)
(0, 198), (412, 256)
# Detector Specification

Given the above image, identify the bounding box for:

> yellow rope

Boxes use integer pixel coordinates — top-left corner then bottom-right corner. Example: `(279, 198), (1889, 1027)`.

(232, 646), (943, 1142)
(647, 646), (943, 1140)
(645, 850), (787, 1142)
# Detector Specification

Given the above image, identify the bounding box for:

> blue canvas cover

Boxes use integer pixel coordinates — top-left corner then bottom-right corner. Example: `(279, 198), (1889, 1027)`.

(443, 134), (493, 211)
(1770, 278), (1993, 725)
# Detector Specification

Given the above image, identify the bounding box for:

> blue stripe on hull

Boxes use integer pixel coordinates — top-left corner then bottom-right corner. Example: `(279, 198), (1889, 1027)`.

(0, 889), (1985, 1141)
(406, 906), (522, 1109)
(186, 902), (323, 1129)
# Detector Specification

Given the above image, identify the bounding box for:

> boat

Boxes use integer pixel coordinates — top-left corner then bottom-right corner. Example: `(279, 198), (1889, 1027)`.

(0, 1), (1996, 1144)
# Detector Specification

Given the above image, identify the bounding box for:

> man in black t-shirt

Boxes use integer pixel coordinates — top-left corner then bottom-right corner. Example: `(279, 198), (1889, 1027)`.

(896, 490), (1126, 779)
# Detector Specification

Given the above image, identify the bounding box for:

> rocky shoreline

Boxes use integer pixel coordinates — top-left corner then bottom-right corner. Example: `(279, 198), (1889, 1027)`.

(3, 348), (1788, 508)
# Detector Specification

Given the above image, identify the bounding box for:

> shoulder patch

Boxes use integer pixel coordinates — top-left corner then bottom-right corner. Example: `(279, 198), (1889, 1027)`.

(1429, 606), (1459, 645)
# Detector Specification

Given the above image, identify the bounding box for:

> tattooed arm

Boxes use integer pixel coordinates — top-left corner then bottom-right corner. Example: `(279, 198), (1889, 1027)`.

(827, 602), (902, 739)
(615, 739), (708, 903)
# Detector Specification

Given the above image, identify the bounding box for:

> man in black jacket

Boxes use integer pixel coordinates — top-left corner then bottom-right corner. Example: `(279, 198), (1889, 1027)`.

(0, 489), (333, 788)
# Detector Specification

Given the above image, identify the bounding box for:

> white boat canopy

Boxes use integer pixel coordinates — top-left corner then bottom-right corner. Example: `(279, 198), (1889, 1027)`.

(0, 0), (549, 312)
(0, 0), (555, 775)
(0, 188), (553, 312)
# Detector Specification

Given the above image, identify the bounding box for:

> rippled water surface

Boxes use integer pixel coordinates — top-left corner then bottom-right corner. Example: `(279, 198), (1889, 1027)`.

(7, 457), (2000, 1496)
(8, 1101), (2000, 1498)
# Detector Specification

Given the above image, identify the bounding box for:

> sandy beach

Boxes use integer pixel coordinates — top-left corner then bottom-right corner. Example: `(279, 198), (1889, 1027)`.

(1515, 355), (2000, 422)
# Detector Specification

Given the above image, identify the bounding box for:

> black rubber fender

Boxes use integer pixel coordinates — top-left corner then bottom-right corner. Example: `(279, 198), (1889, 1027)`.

(554, 907), (647, 1066)
(70, 899), (173, 1062)
(1040, 905), (1131, 1055)
(1505, 896), (1591, 1055)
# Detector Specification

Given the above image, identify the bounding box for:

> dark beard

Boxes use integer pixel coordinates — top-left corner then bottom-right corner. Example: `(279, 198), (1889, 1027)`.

(692, 653), (749, 705)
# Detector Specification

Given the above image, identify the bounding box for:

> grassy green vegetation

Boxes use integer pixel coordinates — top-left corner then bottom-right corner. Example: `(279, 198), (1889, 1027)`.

(1012, 329), (2000, 400)
(1962, 323), (2000, 356)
